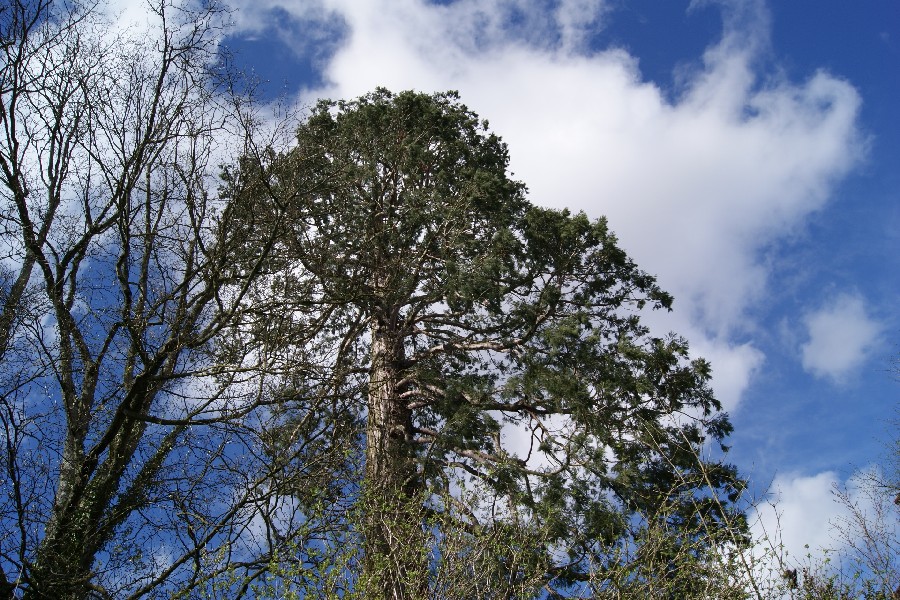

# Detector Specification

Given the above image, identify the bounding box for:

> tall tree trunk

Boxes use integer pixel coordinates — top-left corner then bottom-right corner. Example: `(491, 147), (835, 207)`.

(363, 312), (427, 598)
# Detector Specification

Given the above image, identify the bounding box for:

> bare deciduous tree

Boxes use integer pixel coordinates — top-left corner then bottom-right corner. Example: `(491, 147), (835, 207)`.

(0, 1), (355, 597)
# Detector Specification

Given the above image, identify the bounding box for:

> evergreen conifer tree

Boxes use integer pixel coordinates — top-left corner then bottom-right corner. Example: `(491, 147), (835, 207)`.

(233, 88), (746, 598)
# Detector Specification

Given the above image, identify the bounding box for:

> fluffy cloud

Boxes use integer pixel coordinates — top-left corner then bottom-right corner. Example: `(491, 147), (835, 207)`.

(750, 468), (900, 577)
(800, 293), (883, 383)
(751, 471), (846, 562)
(224, 0), (864, 410)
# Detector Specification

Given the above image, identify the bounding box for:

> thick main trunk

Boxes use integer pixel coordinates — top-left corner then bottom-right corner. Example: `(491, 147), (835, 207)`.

(26, 530), (96, 600)
(26, 471), (111, 600)
(26, 413), (149, 599)
(362, 316), (427, 599)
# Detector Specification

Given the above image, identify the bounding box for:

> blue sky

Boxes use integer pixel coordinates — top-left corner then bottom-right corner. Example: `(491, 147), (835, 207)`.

(210, 0), (898, 562)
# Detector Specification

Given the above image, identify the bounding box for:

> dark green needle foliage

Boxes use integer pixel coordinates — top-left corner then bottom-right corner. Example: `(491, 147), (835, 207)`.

(231, 88), (747, 597)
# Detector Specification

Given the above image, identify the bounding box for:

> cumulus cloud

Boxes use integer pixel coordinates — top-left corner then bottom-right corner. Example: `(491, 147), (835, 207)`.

(751, 471), (846, 561)
(750, 468), (900, 577)
(689, 335), (765, 411)
(221, 0), (864, 410)
(800, 293), (882, 382)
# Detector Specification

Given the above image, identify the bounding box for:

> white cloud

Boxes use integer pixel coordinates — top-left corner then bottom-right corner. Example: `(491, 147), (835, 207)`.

(751, 471), (846, 563)
(555, 0), (611, 52)
(800, 293), (882, 382)
(749, 467), (900, 585)
(691, 335), (765, 412)
(223, 0), (864, 411)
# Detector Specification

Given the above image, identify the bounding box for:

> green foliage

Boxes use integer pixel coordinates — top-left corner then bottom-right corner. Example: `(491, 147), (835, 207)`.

(230, 88), (748, 596)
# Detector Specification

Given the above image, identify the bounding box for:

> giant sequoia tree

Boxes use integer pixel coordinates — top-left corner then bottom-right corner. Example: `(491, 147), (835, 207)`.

(236, 89), (746, 597)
